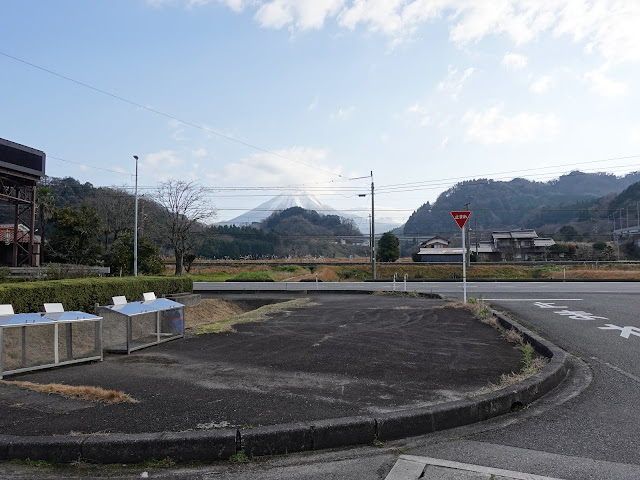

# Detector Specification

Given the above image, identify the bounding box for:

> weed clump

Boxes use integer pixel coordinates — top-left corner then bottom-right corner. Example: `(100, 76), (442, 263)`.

(0, 380), (138, 403)
(229, 451), (250, 463)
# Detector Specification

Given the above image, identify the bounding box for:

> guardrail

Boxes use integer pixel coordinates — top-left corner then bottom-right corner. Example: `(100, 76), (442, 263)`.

(5, 266), (111, 277)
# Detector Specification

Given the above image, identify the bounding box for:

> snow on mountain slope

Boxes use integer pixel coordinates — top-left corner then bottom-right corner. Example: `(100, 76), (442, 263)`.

(218, 192), (401, 234)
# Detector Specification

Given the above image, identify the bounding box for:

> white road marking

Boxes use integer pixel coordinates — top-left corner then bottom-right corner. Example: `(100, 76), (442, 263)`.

(534, 302), (568, 309)
(598, 324), (640, 339)
(386, 455), (565, 480)
(590, 356), (640, 382)
(554, 310), (608, 321)
(483, 298), (582, 301)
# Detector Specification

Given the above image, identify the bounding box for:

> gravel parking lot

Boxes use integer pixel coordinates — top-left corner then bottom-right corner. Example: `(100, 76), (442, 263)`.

(0, 293), (523, 436)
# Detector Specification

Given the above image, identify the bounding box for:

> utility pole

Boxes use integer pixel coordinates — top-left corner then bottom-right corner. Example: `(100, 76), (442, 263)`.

(627, 205), (630, 228)
(474, 218), (479, 258)
(357, 172), (375, 281)
(371, 171), (376, 281)
(368, 214), (372, 262)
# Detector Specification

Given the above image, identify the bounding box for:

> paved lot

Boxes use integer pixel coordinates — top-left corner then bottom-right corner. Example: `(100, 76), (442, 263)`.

(0, 293), (523, 436)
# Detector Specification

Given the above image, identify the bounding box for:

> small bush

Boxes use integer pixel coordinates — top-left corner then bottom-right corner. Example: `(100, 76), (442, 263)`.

(337, 267), (368, 280)
(230, 271), (273, 281)
(276, 265), (299, 273)
(0, 266), (10, 283)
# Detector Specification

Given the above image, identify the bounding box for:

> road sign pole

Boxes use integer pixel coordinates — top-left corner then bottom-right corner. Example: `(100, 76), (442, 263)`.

(462, 223), (467, 303)
(450, 210), (471, 304)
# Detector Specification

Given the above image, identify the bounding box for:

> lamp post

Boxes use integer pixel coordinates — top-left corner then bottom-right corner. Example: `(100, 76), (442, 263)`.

(133, 155), (139, 277)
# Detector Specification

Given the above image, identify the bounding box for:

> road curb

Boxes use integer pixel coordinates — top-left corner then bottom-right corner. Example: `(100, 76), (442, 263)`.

(0, 307), (569, 464)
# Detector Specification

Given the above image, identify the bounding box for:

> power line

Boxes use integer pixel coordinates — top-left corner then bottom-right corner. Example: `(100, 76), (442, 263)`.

(377, 162), (640, 194)
(376, 154), (640, 191)
(0, 50), (344, 179)
(48, 156), (131, 176)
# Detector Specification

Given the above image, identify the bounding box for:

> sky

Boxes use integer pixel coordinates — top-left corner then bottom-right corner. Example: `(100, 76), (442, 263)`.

(2, 0), (640, 226)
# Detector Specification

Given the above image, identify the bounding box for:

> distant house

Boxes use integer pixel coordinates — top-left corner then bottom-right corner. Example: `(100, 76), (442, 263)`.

(416, 230), (555, 263)
(419, 236), (449, 249)
(0, 224), (41, 267)
(416, 237), (463, 263)
(474, 229), (555, 261)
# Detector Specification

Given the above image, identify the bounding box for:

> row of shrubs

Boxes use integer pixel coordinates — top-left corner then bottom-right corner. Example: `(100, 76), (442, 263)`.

(0, 277), (193, 314)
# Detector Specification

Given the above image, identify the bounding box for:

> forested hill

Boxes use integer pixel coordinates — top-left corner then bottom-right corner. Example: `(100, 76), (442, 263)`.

(197, 207), (365, 259)
(403, 171), (640, 235)
(261, 207), (362, 237)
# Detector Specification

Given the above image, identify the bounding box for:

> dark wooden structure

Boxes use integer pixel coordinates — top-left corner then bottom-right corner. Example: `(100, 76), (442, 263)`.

(0, 138), (46, 267)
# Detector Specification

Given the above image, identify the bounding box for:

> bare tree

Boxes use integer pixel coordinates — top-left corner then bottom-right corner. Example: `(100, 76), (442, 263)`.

(87, 187), (134, 247)
(154, 179), (215, 275)
(36, 185), (56, 263)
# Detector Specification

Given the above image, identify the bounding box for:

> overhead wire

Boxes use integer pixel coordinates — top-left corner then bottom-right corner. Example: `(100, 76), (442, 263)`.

(0, 50), (344, 180)
(7, 51), (638, 199)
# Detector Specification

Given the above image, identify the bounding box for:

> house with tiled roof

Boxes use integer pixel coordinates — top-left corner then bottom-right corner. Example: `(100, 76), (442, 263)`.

(0, 224), (41, 267)
(474, 229), (555, 261)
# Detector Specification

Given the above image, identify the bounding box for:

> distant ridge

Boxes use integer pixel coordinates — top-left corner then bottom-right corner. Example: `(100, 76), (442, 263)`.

(218, 191), (401, 234)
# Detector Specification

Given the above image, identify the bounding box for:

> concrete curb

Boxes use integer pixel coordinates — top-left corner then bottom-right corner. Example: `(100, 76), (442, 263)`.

(196, 287), (442, 297)
(0, 308), (568, 464)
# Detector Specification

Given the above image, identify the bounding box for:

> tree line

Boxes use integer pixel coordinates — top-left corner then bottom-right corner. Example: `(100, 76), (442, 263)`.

(7, 177), (370, 275)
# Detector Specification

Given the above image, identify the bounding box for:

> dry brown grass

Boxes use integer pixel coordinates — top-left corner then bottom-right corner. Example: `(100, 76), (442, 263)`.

(192, 298), (317, 334)
(311, 265), (341, 282)
(0, 380), (138, 403)
(185, 260), (640, 280)
(505, 328), (525, 346)
(440, 298), (550, 396)
(185, 299), (248, 329)
(438, 298), (498, 326)
(473, 356), (549, 396)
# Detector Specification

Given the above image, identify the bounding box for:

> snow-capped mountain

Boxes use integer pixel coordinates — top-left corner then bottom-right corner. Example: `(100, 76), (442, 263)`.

(218, 192), (402, 234)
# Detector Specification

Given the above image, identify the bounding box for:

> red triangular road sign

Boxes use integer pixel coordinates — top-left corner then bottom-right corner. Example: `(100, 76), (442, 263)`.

(451, 211), (471, 229)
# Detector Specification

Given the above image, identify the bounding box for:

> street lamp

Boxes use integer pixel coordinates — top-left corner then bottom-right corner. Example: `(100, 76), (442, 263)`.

(133, 155), (139, 277)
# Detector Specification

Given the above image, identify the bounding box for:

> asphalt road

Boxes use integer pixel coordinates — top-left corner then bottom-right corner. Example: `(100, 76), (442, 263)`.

(194, 279), (640, 296)
(1, 281), (638, 479)
(191, 281), (640, 479)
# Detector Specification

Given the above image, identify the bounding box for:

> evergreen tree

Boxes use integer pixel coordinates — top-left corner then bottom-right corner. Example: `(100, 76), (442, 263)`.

(376, 232), (400, 262)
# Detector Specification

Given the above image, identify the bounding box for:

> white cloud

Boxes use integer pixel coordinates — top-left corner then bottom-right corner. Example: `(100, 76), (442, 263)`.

(583, 68), (627, 97)
(167, 119), (187, 141)
(406, 103), (430, 127)
(553, 0), (640, 66)
(223, 147), (342, 186)
(143, 151), (185, 180)
(308, 96), (319, 111)
(338, 0), (411, 36)
(531, 75), (553, 94)
(437, 65), (474, 100)
(192, 148), (208, 157)
(330, 106), (355, 120)
(630, 126), (640, 143)
(462, 103), (560, 145)
(217, 0), (247, 12)
(502, 52), (528, 69)
(255, 0), (345, 30)
(146, 0), (247, 11)
(202, 1), (640, 69)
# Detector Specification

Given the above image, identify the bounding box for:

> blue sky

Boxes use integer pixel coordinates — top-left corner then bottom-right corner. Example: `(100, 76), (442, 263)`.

(2, 0), (639, 224)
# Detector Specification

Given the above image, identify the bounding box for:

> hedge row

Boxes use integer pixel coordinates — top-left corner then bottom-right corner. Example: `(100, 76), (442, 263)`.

(0, 276), (193, 314)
